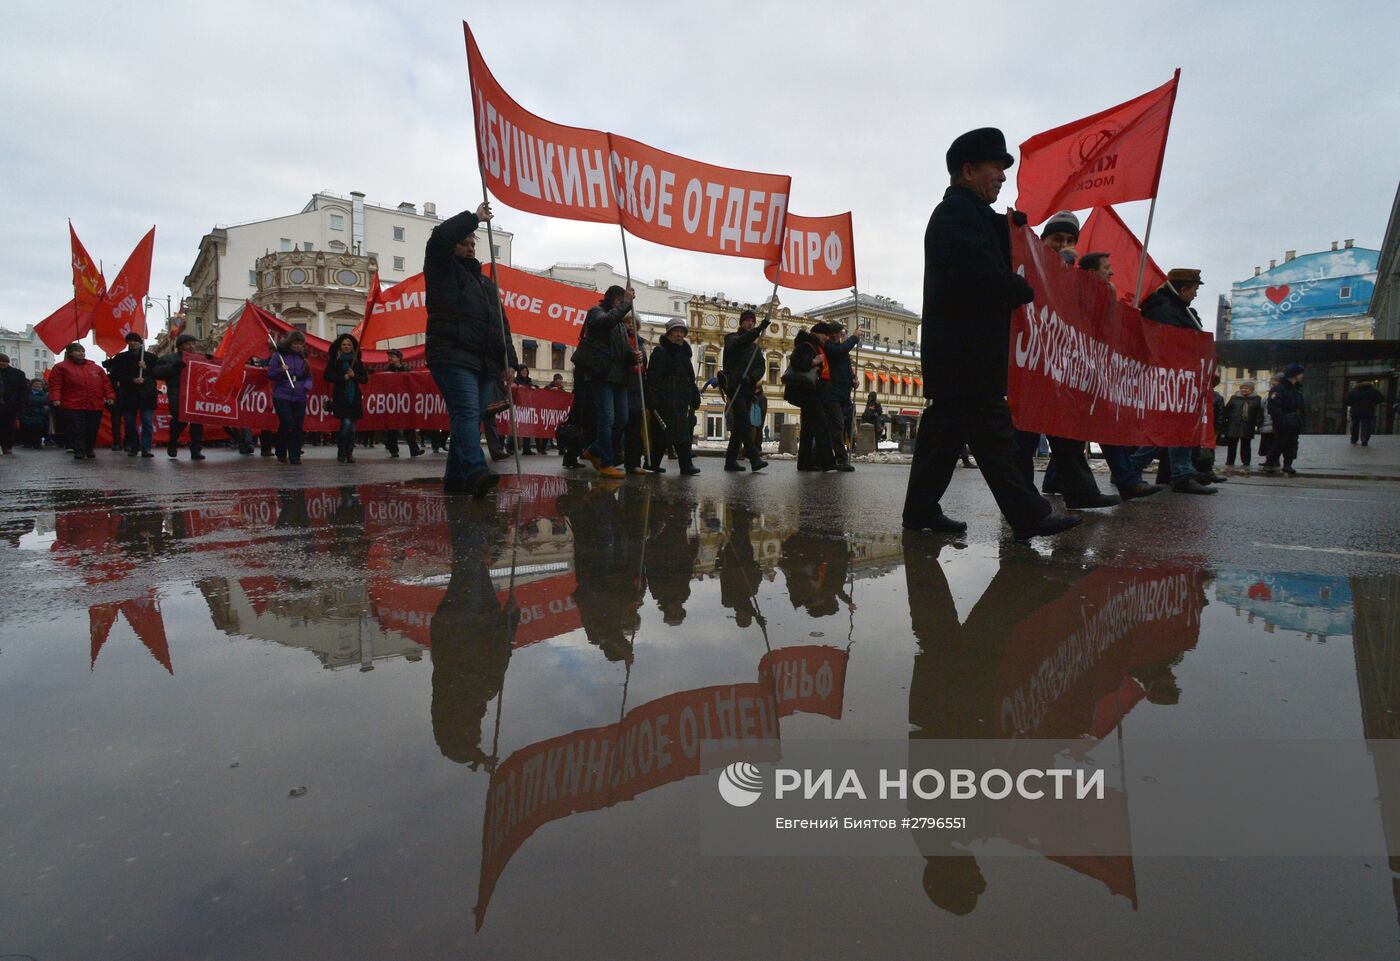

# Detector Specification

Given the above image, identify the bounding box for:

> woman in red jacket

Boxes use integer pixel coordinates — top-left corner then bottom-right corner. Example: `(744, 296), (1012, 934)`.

(49, 342), (115, 459)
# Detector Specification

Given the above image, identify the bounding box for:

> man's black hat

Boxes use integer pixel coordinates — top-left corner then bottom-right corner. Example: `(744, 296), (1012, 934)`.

(946, 127), (1014, 174)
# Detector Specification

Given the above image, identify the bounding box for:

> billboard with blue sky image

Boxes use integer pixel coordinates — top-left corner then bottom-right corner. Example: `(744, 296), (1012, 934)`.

(1228, 247), (1378, 339)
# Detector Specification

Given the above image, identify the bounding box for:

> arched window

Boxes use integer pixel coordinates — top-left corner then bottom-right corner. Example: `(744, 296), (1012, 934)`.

(703, 348), (718, 382)
(767, 352), (781, 385)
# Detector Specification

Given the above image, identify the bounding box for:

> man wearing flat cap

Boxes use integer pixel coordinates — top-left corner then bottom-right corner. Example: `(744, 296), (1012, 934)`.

(1130, 269), (1219, 494)
(902, 127), (1079, 540)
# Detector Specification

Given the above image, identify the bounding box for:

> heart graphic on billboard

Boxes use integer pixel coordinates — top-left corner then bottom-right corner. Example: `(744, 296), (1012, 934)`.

(1265, 285), (1291, 305)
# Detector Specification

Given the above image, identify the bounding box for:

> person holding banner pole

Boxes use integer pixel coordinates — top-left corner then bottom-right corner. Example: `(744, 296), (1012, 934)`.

(618, 227), (658, 472)
(423, 201), (519, 497)
(902, 127), (1078, 540)
(267, 330), (312, 465)
(471, 185), (523, 478)
(154, 334), (208, 460)
(722, 309), (771, 472)
(573, 285), (636, 479)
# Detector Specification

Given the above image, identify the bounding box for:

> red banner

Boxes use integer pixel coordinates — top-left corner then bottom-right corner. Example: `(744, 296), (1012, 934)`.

(1015, 71), (1179, 226)
(1008, 223), (1215, 447)
(181, 358), (569, 436)
(92, 227), (155, 356)
(760, 645), (849, 718)
(465, 22), (790, 262)
(763, 212), (856, 291)
(1075, 206), (1167, 303)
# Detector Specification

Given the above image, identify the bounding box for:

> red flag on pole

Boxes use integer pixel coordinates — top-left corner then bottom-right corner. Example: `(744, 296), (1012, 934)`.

(35, 298), (81, 353)
(352, 272), (384, 345)
(92, 227), (156, 355)
(1015, 70), (1180, 226)
(763, 212), (857, 291)
(70, 222), (107, 330)
(1077, 207), (1168, 303)
(212, 301), (274, 392)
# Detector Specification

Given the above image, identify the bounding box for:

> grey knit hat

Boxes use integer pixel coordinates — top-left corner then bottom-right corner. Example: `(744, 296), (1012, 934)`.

(1042, 210), (1080, 240)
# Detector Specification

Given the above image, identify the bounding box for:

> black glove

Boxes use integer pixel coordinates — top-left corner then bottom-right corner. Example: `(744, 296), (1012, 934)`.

(1010, 274), (1034, 307)
(1009, 210), (1029, 228)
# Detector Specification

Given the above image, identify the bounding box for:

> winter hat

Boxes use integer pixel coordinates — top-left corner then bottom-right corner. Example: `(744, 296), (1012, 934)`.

(946, 127), (1014, 173)
(810, 322), (836, 335)
(1283, 363), (1305, 378)
(125, 331), (144, 344)
(665, 318), (688, 333)
(1167, 268), (1203, 288)
(1041, 210), (1080, 241)
(175, 334), (197, 348)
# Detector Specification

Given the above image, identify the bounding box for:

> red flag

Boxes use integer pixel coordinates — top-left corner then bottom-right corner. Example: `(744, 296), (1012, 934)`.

(70, 222), (107, 330)
(35, 298), (81, 353)
(92, 227), (156, 355)
(213, 301), (274, 392)
(764, 212), (857, 291)
(352, 272), (384, 346)
(1076, 206), (1168, 303)
(1016, 71), (1180, 225)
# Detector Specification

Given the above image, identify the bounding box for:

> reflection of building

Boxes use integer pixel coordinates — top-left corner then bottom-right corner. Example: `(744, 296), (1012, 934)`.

(1214, 569), (1354, 640)
(182, 190), (514, 345)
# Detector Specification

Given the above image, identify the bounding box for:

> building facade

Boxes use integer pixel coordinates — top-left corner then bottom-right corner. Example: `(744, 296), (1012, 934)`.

(182, 190), (514, 346)
(1227, 241), (1379, 342)
(0, 325), (51, 376)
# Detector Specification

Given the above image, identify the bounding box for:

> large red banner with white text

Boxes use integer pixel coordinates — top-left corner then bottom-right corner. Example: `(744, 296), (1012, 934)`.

(180, 359), (570, 436)
(763, 212), (856, 291)
(465, 23), (791, 262)
(1008, 224), (1214, 447)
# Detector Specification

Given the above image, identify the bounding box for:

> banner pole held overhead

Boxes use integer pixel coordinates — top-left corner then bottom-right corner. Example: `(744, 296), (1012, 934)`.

(1132, 194), (1159, 309)
(475, 164), (523, 477)
(619, 226), (655, 470)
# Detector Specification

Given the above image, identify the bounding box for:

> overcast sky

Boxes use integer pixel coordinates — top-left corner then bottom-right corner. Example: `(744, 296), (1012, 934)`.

(4, 0), (1397, 348)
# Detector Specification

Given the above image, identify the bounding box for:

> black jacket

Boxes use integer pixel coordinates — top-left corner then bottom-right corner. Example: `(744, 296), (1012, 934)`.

(824, 335), (859, 393)
(723, 320), (770, 392)
(153, 350), (210, 421)
(1139, 285), (1203, 331)
(646, 337), (700, 412)
(1346, 384), (1385, 419)
(577, 300), (634, 385)
(424, 209), (516, 374)
(919, 185), (1034, 398)
(0, 365), (28, 411)
(1223, 394), (1263, 439)
(325, 355), (369, 420)
(1267, 379), (1306, 433)
(107, 348), (161, 411)
(784, 330), (826, 406)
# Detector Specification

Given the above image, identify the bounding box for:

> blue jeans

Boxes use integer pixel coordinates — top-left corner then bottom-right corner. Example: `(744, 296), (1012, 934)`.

(1130, 445), (1196, 484)
(1102, 444), (1142, 490)
(273, 398), (306, 462)
(336, 418), (357, 459)
(430, 365), (488, 484)
(584, 381), (628, 466)
(123, 408), (154, 453)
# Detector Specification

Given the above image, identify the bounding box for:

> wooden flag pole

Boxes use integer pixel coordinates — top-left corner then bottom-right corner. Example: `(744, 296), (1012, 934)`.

(618, 226), (656, 470)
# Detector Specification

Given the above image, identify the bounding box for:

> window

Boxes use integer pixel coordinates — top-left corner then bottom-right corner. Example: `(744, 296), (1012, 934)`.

(706, 413), (725, 439)
(492, 244), (501, 259)
(302, 242), (313, 252)
(336, 323), (355, 336)
(703, 349), (717, 382)
(249, 270), (258, 287)
(393, 226), (405, 242)
(1339, 286), (1352, 300)
(1325, 333), (1335, 340)
(329, 240), (346, 251)
(552, 344), (566, 370)
(1340, 332), (1349, 340)
(291, 322), (307, 332)
(330, 214), (344, 230)
(335, 269), (358, 286)
(522, 342), (538, 368)
(393, 256), (405, 271)
(767, 355), (780, 385)
(280, 238), (292, 252)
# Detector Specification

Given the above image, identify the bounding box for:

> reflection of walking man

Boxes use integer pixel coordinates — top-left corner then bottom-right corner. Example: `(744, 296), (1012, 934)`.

(902, 127), (1077, 539)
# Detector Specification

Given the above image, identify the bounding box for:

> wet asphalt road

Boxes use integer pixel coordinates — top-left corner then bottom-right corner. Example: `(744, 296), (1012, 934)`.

(2, 446), (1399, 960)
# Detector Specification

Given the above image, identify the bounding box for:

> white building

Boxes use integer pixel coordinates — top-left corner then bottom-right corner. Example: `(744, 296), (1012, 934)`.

(530, 262), (700, 322)
(0, 325), (51, 375)
(183, 190), (514, 343)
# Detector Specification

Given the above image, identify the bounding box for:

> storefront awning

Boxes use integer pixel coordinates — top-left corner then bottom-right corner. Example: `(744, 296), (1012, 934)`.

(864, 370), (875, 381)
(913, 376), (923, 386)
(878, 373), (889, 383)
(901, 376), (912, 385)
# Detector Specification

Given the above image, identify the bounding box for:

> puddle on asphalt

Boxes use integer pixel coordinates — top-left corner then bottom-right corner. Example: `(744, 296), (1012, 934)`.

(2, 477), (1397, 959)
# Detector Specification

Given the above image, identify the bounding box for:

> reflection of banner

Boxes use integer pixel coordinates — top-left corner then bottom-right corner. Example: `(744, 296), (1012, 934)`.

(181, 359), (568, 436)
(995, 566), (1203, 739)
(476, 681), (782, 928)
(1009, 225), (1215, 447)
(465, 23), (790, 262)
(761, 645), (849, 718)
(763, 212), (856, 291)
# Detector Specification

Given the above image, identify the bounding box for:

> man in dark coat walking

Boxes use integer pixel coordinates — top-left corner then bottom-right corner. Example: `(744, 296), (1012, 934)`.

(107, 331), (160, 457)
(646, 318), (702, 475)
(902, 127), (1077, 540)
(824, 321), (860, 448)
(721, 309), (770, 472)
(1266, 363), (1307, 476)
(154, 334), (210, 460)
(0, 353), (28, 455)
(1222, 381), (1263, 467)
(424, 201), (518, 497)
(1346, 380), (1386, 446)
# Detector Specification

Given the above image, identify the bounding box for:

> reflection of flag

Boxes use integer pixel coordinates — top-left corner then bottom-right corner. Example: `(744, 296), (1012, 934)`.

(92, 227), (156, 355)
(89, 592), (173, 674)
(1077, 207), (1167, 303)
(1016, 71), (1180, 225)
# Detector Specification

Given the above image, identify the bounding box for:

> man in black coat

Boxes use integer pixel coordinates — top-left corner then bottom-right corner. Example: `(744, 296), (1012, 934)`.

(573, 285), (636, 478)
(1266, 363), (1307, 476)
(0, 353), (27, 455)
(721, 309), (770, 472)
(824, 321), (860, 448)
(107, 331), (160, 457)
(646, 319), (702, 474)
(1130, 270), (1218, 494)
(424, 201), (518, 497)
(154, 334), (210, 460)
(1346, 380), (1386, 446)
(902, 127), (1077, 540)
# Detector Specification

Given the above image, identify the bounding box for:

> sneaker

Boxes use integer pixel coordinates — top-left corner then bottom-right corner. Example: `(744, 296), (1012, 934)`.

(1013, 512), (1083, 540)
(1119, 482), (1165, 501)
(598, 465), (626, 479)
(903, 513), (967, 534)
(1171, 477), (1217, 495)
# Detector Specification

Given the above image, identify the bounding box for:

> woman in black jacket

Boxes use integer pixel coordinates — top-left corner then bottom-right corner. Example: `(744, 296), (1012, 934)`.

(646, 319), (702, 475)
(325, 334), (369, 463)
(572, 285), (635, 479)
(787, 326), (836, 472)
